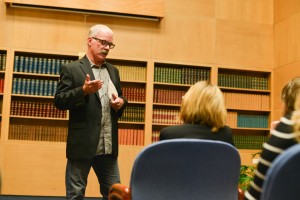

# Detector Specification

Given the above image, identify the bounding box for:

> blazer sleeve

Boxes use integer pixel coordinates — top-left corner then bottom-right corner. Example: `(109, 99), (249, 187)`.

(54, 62), (87, 110)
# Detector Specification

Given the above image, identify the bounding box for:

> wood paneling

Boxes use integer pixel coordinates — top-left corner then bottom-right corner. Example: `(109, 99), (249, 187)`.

(0, 1), (13, 47)
(274, 0), (300, 23)
(274, 12), (300, 68)
(216, 0), (273, 25)
(7, 8), (84, 52)
(4, 0), (164, 19)
(0, 0), (277, 197)
(1, 143), (142, 197)
(164, 0), (214, 18)
(215, 19), (273, 68)
(152, 15), (215, 64)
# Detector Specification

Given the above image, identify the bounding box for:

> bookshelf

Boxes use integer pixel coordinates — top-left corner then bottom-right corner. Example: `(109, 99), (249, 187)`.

(218, 68), (271, 149)
(1, 51), (273, 149)
(0, 50), (6, 138)
(9, 51), (77, 142)
(107, 59), (147, 146)
(152, 62), (211, 142)
(0, 50), (273, 198)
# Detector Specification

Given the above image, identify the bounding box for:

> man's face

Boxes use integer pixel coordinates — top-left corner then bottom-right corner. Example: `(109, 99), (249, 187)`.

(88, 31), (113, 64)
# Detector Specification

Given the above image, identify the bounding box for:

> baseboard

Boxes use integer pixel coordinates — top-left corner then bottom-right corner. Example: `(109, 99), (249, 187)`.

(0, 195), (101, 200)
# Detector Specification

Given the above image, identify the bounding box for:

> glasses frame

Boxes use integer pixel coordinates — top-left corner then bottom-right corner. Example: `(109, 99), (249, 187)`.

(91, 37), (115, 49)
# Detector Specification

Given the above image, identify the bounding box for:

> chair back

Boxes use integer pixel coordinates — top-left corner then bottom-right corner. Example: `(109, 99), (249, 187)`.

(261, 144), (300, 200)
(130, 139), (241, 200)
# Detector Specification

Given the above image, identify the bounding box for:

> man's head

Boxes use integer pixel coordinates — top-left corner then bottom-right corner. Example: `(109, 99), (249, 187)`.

(87, 24), (115, 65)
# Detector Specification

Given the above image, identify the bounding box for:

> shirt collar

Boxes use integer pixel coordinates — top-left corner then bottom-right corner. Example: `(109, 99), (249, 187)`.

(86, 54), (106, 68)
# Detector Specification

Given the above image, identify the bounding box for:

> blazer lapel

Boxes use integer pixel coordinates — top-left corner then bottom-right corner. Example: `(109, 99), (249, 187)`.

(79, 56), (100, 101)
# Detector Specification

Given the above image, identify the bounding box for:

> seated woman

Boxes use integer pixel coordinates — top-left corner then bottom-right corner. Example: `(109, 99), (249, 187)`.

(159, 80), (234, 146)
(244, 77), (300, 200)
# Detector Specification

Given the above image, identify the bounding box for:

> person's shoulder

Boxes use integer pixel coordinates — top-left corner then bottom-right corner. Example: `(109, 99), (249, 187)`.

(219, 125), (232, 133)
(105, 61), (117, 69)
(161, 125), (183, 132)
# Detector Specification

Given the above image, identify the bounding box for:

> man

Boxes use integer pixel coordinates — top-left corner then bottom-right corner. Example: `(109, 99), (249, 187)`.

(54, 24), (127, 200)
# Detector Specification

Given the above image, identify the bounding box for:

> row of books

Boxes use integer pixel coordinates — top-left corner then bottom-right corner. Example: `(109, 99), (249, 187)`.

(152, 130), (160, 142)
(154, 66), (210, 85)
(218, 73), (269, 90)
(0, 79), (4, 93)
(115, 65), (147, 82)
(9, 123), (67, 142)
(118, 128), (144, 146)
(233, 135), (268, 149)
(228, 112), (269, 128)
(0, 52), (6, 71)
(12, 77), (58, 96)
(122, 86), (145, 102)
(119, 106), (145, 122)
(223, 92), (270, 110)
(10, 100), (67, 118)
(13, 55), (75, 75)
(153, 89), (185, 105)
(152, 108), (181, 124)
(237, 114), (269, 128)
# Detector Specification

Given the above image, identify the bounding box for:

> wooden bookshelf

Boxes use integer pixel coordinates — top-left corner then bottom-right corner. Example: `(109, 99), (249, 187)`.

(152, 62), (211, 143)
(218, 68), (271, 149)
(0, 48), (273, 197)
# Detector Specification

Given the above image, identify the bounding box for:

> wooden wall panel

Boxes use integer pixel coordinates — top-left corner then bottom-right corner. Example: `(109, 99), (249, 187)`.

(215, 19), (273, 68)
(84, 16), (157, 60)
(1, 143), (141, 197)
(164, 0), (214, 18)
(152, 15), (215, 64)
(2, 143), (66, 196)
(4, 0), (164, 19)
(274, 12), (300, 68)
(0, 1), (13, 47)
(274, 0), (300, 23)
(216, 0), (273, 25)
(7, 8), (84, 52)
(0, 0), (276, 197)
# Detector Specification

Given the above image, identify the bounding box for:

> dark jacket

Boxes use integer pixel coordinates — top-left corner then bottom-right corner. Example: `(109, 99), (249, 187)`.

(54, 55), (127, 159)
(160, 123), (234, 146)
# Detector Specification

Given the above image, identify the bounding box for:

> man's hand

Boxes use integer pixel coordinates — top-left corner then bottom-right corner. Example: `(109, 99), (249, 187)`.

(110, 93), (124, 110)
(82, 74), (103, 95)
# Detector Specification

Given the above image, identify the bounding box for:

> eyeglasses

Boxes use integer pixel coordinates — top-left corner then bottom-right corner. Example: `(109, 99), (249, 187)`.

(91, 37), (115, 49)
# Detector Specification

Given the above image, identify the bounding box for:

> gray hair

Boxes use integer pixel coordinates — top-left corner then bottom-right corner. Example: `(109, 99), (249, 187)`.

(88, 24), (113, 37)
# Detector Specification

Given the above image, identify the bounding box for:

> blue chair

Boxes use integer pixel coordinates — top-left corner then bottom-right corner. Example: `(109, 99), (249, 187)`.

(261, 144), (300, 200)
(109, 139), (241, 200)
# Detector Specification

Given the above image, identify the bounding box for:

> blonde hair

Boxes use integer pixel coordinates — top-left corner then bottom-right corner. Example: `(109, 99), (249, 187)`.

(292, 87), (300, 143)
(281, 77), (300, 115)
(179, 81), (227, 132)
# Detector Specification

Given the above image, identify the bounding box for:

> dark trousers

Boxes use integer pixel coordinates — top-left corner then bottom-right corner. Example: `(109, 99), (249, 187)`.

(66, 155), (120, 200)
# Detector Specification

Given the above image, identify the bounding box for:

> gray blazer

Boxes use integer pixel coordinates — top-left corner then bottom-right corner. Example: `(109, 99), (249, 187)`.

(54, 55), (127, 159)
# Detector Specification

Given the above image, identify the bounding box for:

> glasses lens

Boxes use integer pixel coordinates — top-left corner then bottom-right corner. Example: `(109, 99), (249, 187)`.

(92, 37), (115, 49)
(109, 44), (115, 49)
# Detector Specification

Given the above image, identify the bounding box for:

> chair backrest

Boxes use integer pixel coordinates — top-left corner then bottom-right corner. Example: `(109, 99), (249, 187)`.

(261, 144), (300, 200)
(129, 139), (241, 200)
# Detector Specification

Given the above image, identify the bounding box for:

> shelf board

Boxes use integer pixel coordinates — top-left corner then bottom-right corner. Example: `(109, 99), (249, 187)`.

(13, 72), (60, 78)
(220, 86), (271, 93)
(10, 115), (68, 120)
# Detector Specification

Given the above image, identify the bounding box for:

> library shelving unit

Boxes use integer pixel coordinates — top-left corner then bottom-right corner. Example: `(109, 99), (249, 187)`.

(107, 59), (147, 146)
(218, 68), (271, 149)
(152, 62), (211, 142)
(9, 51), (78, 142)
(0, 50), (6, 137)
